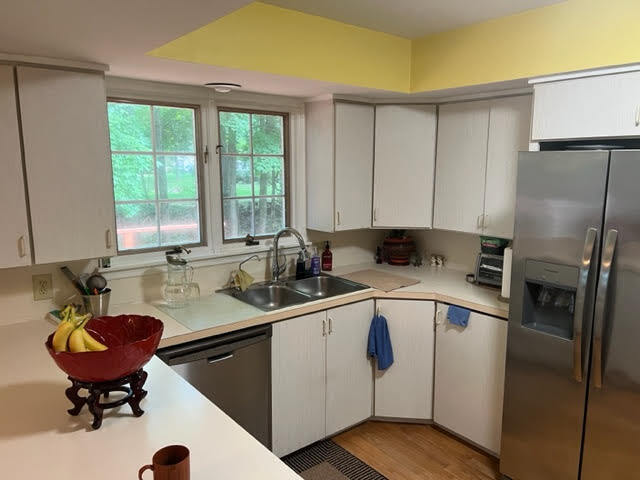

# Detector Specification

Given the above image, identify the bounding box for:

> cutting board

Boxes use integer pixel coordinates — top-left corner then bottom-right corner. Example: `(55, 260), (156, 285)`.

(340, 269), (420, 292)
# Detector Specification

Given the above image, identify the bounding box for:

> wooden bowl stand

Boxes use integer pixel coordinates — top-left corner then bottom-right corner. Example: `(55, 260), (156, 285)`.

(65, 368), (148, 429)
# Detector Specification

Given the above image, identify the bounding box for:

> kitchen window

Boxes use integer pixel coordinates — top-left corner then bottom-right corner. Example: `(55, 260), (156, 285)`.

(218, 108), (290, 242)
(106, 99), (204, 253)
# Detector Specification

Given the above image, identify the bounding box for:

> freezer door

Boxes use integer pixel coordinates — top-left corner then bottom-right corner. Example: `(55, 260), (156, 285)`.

(500, 151), (609, 480)
(581, 150), (640, 480)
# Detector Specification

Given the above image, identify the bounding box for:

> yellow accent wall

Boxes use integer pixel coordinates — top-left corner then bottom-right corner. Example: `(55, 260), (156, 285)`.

(149, 2), (412, 93)
(150, 0), (640, 94)
(411, 0), (640, 92)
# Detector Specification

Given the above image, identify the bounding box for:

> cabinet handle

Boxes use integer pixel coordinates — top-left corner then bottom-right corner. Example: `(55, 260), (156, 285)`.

(322, 318), (327, 337)
(435, 309), (444, 326)
(483, 214), (488, 228)
(373, 208), (377, 223)
(17, 235), (26, 258)
(636, 106), (640, 127)
(336, 211), (341, 226)
(477, 215), (483, 229)
(105, 229), (112, 249)
(328, 317), (333, 334)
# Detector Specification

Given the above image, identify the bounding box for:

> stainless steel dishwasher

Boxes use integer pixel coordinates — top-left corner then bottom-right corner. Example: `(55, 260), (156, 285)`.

(156, 324), (272, 449)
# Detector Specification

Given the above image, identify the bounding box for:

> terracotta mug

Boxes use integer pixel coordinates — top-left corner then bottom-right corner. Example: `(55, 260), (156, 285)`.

(139, 445), (190, 480)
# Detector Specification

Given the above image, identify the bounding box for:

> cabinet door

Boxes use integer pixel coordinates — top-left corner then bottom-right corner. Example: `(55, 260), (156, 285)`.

(374, 299), (434, 419)
(373, 105), (436, 228)
(433, 101), (489, 234)
(0, 66), (31, 268)
(334, 103), (374, 231)
(306, 100), (335, 232)
(483, 96), (532, 239)
(434, 304), (507, 454)
(17, 66), (116, 263)
(272, 311), (326, 457)
(532, 71), (640, 141)
(326, 300), (374, 436)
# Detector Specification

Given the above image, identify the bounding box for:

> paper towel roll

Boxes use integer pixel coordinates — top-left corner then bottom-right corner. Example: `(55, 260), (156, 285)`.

(501, 247), (513, 299)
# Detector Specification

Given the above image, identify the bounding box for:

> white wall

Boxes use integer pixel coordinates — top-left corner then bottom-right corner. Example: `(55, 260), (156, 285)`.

(411, 229), (480, 272)
(0, 229), (383, 327)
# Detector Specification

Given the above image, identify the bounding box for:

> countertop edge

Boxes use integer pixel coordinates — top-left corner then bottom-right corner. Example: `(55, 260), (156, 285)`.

(157, 287), (509, 349)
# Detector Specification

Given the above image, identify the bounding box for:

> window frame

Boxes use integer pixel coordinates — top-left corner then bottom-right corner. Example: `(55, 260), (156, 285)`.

(216, 106), (291, 243)
(107, 96), (208, 255)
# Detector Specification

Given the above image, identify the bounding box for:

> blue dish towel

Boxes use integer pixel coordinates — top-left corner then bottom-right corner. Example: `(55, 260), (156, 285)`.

(367, 314), (394, 370)
(447, 305), (471, 328)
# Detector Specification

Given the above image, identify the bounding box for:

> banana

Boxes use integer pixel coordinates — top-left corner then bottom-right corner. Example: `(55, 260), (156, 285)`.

(52, 321), (76, 352)
(82, 328), (108, 351)
(68, 327), (87, 353)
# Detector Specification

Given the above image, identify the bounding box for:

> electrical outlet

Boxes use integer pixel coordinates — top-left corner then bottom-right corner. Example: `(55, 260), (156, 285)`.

(32, 273), (53, 301)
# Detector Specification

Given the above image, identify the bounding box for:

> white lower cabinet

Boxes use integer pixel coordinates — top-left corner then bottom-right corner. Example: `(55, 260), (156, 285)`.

(434, 303), (508, 455)
(326, 301), (374, 436)
(374, 299), (435, 420)
(272, 311), (326, 457)
(272, 300), (374, 457)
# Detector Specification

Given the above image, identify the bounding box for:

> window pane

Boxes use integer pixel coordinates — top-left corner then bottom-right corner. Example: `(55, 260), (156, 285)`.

(160, 202), (200, 246)
(253, 156), (284, 196)
(254, 197), (285, 236)
(115, 203), (158, 250)
(111, 154), (155, 201)
(107, 103), (152, 152)
(252, 114), (283, 154)
(219, 112), (251, 154)
(223, 199), (253, 239)
(153, 106), (196, 153)
(221, 156), (252, 198)
(157, 155), (198, 200)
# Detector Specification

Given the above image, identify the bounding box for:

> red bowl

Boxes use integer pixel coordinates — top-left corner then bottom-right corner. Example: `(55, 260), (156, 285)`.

(45, 315), (164, 383)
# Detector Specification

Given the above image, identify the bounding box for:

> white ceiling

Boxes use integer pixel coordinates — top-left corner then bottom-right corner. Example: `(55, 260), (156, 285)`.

(264, 0), (565, 38)
(0, 0), (535, 98)
(0, 0), (408, 97)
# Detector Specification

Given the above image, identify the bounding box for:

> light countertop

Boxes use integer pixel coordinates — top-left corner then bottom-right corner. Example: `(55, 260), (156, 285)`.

(0, 319), (301, 480)
(110, 263), (509, 349)
(0, 263), (508, 478)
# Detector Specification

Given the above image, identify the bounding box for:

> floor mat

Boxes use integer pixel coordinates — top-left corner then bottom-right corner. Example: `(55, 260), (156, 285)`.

(283, 440), (388, 480)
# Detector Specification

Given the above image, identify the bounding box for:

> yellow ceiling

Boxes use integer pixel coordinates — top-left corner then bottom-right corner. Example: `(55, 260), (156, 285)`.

(149, 0), (640, 94)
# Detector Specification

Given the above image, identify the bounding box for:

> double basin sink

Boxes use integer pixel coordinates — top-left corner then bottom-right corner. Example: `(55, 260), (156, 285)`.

(221, 274), (369, 311)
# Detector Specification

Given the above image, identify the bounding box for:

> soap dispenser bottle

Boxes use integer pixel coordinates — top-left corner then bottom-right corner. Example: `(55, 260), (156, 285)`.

(321, 241), (333, 271)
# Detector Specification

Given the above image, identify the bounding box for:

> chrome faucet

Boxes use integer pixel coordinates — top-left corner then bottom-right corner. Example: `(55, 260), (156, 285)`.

(272, 227), (308, 282)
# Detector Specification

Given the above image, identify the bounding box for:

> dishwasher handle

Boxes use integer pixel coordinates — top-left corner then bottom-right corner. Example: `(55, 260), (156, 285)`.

(207, 353), (234, 364)
(157, 324), (271, 367)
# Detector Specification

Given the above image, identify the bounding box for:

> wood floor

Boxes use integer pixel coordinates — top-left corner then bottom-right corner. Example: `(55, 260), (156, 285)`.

(332, 421), (500, 480)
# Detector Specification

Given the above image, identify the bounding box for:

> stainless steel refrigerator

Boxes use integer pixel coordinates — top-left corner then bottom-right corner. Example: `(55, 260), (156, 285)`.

(501, 149), (640, 480)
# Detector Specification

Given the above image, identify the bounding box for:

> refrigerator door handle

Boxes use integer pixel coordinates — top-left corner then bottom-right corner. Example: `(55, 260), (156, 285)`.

(573, 227), (598, 382)
(593, 228), (618, 389)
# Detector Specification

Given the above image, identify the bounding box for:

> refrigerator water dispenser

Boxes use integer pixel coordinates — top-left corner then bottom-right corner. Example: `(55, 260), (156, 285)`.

(522, 259), (578, 340)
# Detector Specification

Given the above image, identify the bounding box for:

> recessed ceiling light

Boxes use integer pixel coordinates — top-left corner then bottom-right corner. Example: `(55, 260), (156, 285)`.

(205, 82), (241, 93)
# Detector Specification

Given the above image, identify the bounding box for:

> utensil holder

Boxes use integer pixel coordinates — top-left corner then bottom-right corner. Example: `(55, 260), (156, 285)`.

(82, 288), (111, 317)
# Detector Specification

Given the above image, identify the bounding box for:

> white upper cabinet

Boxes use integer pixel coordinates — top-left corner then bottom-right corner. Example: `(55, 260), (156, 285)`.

(373, 105), (437, 228)
(434, 101), (490, 234)
(17, 66), (116, 264)
(434, 304), (508, 455)
(334, 103), (375, 231)
(306, 100), (374, 232)
(484, 96), (532, 238)
(532, 71), (640, 141)
(374, 299), (435, 420)
(434, 96), (531, 239)
(0, 66), (31, 268)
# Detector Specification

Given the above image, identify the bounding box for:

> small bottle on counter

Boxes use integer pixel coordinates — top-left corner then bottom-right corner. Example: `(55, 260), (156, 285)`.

(321, 241), (333, 271)
(310, 247), (321, 276)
